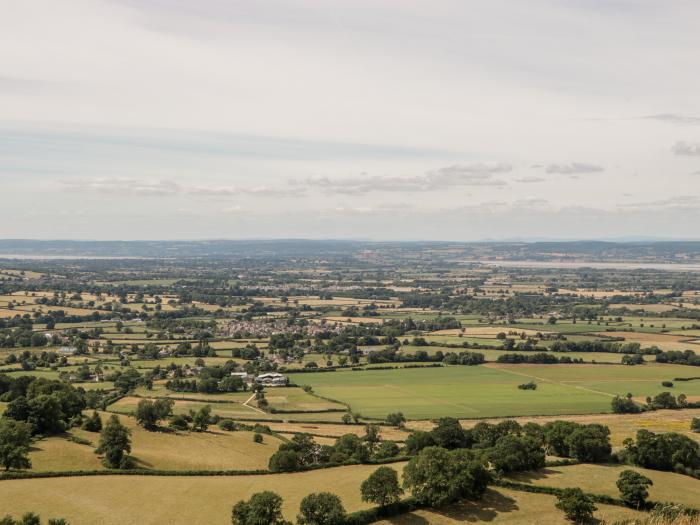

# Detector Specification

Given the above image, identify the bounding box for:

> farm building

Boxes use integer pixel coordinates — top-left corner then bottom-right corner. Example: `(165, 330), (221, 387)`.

(255, 372), (287, 387)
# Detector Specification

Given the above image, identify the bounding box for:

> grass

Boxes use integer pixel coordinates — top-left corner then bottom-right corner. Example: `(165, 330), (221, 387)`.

(29, 412), (284, 472)
(0, 463), (392, 524)
(291, 366), (613, 419)
(375, 487), (646, 525)
(487, 363), (700, 402)
(508, 463), (700, 508)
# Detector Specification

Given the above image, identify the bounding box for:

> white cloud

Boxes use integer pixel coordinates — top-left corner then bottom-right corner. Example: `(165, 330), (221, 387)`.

(672, 142), (700, 156)
(544, 163), (604, 175)
(58, 177), (304, 198)
(296, 163), (511, 195)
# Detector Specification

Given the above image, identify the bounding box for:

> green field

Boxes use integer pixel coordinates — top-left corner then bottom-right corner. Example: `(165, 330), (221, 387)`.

(292, 366), (614, 419)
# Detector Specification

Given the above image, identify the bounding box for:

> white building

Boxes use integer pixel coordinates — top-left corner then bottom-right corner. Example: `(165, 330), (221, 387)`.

(255, 372), (287, 387)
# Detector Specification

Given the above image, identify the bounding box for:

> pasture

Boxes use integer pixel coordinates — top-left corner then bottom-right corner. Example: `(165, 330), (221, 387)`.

(292, 366), (613, 419)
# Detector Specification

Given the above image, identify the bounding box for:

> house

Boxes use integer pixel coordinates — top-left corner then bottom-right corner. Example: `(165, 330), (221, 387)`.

(255, 372), (287, 387)
(231, 371), (254, 384)
(59, 346), (77, 356)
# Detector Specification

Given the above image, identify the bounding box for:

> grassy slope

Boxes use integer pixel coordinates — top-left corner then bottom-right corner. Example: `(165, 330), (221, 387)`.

(375, 487), (646, 525)
(509, 463), (700, 507)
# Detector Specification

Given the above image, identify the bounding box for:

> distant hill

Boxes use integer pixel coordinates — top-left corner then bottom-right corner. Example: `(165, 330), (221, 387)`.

(2, 239), (700, 263)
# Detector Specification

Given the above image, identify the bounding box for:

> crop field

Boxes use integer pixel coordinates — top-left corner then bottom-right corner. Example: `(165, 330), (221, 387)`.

(292, 366), (614, 419)
(0, 464), (394, 524)
(508, 464), (700, 508)
(487, 363), (700, 401)
(375, 487), (646, 525)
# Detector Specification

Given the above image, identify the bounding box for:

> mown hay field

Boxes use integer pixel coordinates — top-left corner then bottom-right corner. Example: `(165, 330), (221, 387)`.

(0, 464), (393, 525)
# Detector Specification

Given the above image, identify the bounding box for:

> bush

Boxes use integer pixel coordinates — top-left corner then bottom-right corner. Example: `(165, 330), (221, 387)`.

(661, 381), (674, 388)
(517, 382), (537, 390)
(692, 418), (700, 433)
(253, 433), (263, 444)
(218, 419), (236, 431)
(168, 415), (189, 431)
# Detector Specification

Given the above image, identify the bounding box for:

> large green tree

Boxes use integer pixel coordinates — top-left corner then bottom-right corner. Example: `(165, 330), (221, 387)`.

(231, 491), (291, 525)
(616, 470), (653, 509)
(0, 418), (32, 471)
(296, 492), (346, 525)
(555, 488), (597, 523)
(360, 466), (403, 507)
(98, 415), (131, 469)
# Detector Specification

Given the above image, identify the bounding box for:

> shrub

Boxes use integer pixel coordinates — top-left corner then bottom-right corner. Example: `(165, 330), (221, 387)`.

(253, 433), (263, 444)
(517, 382), (537, 390)
(218, 419), (236, 431)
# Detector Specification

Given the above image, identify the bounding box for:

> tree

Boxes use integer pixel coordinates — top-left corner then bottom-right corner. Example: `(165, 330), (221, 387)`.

(564, 424), (611, 462)
(692, 418), (700, 433)
(231, 491), (291, 525)
(135, 399), (173, 430)
(555, 488), (597, 523)
(191, 405), (211, 432)
(297, 492), (346, 525)
(268, 450), (301, 472)
(0, 418), (32, 471)
(616, 470), (653, 509)
(543, 421), (579, 456)
(611, 395), (640, 414)
(403, 447), (489, 507)
(488, 435), (545, 473)
(360, 466), (403, 507)
(385, 412), (406, 427)
(81, 411), (102, 432)
(405, 431), (435, 454)
(98, 415), (131, 469)
(431, 418), (467, 449)
(364, 424), (381, 453)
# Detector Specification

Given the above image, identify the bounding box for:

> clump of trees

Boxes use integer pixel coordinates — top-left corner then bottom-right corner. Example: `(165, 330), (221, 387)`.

(402, 446), (490, 507)
(0, 513), (69, 525)
(620, 430), (700, 477)
(135, 399), (174, 430)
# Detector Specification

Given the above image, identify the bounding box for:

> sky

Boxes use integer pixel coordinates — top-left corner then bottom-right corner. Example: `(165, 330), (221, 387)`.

(2, 0), (700, 241)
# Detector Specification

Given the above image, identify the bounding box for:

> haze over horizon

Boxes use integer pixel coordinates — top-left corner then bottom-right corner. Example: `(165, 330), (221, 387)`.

(3, 0), (700, 240)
